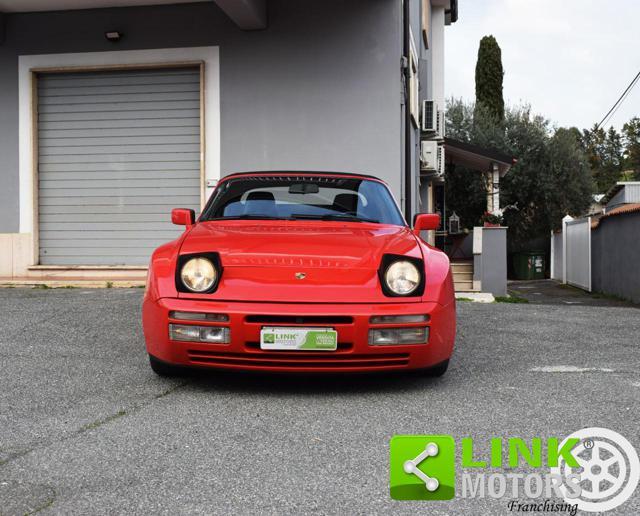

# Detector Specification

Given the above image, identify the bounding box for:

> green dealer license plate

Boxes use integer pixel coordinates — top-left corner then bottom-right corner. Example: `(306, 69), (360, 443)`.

(260, 327), (338, 351)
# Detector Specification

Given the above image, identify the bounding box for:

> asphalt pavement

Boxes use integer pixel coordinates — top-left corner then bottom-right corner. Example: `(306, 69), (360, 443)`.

(1, 288), (639, 515)
(508, 279), (639, 307)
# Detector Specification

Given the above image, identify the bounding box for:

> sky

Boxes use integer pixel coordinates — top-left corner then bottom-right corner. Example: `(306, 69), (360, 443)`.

(444, 0), (640, 131)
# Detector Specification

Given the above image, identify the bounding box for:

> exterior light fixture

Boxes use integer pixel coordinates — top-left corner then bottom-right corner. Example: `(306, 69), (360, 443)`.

(104, 31), (122, 42)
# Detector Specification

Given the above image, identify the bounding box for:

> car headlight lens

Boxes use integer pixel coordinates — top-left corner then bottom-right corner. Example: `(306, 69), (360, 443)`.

(169, 324), (230, 343)
(180, 257), (217, 292)
(384, 260), (421, 295)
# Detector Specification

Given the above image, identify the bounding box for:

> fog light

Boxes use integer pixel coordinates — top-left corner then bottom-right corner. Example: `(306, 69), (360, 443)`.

(368, 327), (429, 345)
(169, 311), (229, 322)
(169, 324), (231, 344)
(370, 314), (429, 324)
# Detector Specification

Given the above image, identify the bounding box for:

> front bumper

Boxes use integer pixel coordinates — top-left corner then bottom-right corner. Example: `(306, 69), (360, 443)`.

(143, 298), (455, 373)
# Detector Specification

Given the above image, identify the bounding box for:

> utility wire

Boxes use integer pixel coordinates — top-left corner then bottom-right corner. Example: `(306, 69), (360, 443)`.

(601, 74), (640, 129)
(596, 69), (640, 129)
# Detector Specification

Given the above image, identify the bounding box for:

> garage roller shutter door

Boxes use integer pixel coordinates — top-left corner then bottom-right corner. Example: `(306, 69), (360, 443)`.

(37, 67), (201, 265)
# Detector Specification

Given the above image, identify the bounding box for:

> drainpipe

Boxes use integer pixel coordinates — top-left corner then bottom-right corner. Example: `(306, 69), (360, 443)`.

(403, 0), (412, 222)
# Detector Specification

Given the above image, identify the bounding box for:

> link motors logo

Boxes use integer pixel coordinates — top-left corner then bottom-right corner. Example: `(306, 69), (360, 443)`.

(390, 427), (640, 513)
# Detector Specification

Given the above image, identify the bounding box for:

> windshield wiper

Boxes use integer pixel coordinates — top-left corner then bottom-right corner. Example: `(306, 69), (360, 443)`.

(206, 214), (380, 223)
(290, 214), (379, 223)
(206, 215), (288, 221)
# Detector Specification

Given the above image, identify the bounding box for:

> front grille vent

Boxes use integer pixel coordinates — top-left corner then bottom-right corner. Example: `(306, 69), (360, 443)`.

(187, 350), (410, 369)
(244, 315), (353, 325)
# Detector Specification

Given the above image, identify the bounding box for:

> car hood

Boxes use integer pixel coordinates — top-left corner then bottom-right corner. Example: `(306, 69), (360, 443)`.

(178, 220), (424, 303)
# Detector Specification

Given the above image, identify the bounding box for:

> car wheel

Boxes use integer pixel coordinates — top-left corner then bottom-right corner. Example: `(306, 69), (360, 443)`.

(420, 359), (449, 377)
(148, 354), (183, 377)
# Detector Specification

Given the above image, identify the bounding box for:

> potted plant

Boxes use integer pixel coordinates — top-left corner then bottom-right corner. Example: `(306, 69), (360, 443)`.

(481, 209), (503, 227)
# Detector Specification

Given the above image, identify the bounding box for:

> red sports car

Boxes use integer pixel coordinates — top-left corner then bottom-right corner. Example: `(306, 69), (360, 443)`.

(142, 172), (455, 376)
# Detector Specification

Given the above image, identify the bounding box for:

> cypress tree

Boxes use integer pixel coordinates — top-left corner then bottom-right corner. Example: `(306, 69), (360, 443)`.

(475, 35), (505, 122)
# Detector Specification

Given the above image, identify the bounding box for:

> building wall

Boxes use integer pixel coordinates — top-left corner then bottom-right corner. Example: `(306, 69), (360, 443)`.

(0, 0), (402, 233)
(473, 226), (507, 296)
(429, 5), (446, 111)
(623, 184), (640, 204)
(591, 212), (640, 303)
(417, 1), (445, 226)
(606, 184), (640, 210)
(406, 0), (431, 218)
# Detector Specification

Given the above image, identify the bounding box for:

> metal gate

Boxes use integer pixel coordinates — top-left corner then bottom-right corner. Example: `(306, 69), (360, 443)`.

(564, 217), (591, 291)
(37, 66), (202, 266)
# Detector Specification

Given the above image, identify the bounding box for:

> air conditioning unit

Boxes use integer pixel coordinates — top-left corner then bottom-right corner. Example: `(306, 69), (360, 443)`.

(436, 110), (445, 139)
(437, 145), (445, 176)
(421, 100), (437, 132)
(420, 141), (438, 170)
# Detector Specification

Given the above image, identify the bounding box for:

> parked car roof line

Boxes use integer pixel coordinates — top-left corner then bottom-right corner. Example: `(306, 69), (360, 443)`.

(220, 171), (386, 183)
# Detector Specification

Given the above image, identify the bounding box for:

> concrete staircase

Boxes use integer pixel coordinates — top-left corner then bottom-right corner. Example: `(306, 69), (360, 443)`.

(451, 260), (477, 292)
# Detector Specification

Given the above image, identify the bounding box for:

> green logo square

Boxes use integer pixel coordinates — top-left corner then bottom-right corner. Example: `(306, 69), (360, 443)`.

(263, 333), (275, 343)
(389, 435), (456, 500)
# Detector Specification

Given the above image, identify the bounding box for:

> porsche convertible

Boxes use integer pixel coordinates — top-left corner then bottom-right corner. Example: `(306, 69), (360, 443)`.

(142, 172), (455, 376)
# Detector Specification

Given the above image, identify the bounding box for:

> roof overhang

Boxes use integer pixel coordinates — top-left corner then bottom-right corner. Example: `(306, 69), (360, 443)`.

(431, 0), (458, 24)
(592, 203), (640, 229)
(446, 0), (458, 24)
(0, 0), (208, 12)
(0, 0), (267, 30)
(444, 137), (515, 177)
(211, 0), (266, 30)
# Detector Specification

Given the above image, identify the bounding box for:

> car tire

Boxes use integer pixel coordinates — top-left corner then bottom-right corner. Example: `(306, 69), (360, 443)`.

(149, 354), (183, 377)
(420, 359), (449, 377)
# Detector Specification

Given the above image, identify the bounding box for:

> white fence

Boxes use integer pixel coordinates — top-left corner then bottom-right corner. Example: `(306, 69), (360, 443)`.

(552, 209), (640, 301)
(563, 216), (592, 291)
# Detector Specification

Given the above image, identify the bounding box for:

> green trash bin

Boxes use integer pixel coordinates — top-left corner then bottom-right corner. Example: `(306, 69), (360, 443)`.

(513, 251), (546, 280)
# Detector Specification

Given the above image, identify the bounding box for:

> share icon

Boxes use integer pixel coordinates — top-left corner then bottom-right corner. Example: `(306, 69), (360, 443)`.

(403, 442), (440, 491)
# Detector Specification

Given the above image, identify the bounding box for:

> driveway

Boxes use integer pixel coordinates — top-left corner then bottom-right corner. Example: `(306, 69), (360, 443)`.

(1, 288), (639, 515)
(508, 279), (638, 307)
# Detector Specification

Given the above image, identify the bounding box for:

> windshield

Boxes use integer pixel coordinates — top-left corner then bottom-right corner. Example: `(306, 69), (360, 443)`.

(200, 175), (406, 226)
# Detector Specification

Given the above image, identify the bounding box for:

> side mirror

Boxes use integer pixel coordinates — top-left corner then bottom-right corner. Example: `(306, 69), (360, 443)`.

(413, 213), (440, 235)
(171, 208), (195, 226)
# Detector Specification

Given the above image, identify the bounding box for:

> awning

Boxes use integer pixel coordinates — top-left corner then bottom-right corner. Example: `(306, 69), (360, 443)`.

(444, 137), (515, 177)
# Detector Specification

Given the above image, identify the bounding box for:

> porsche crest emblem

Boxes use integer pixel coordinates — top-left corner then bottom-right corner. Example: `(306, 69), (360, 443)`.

(295, 272), (307, 280)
